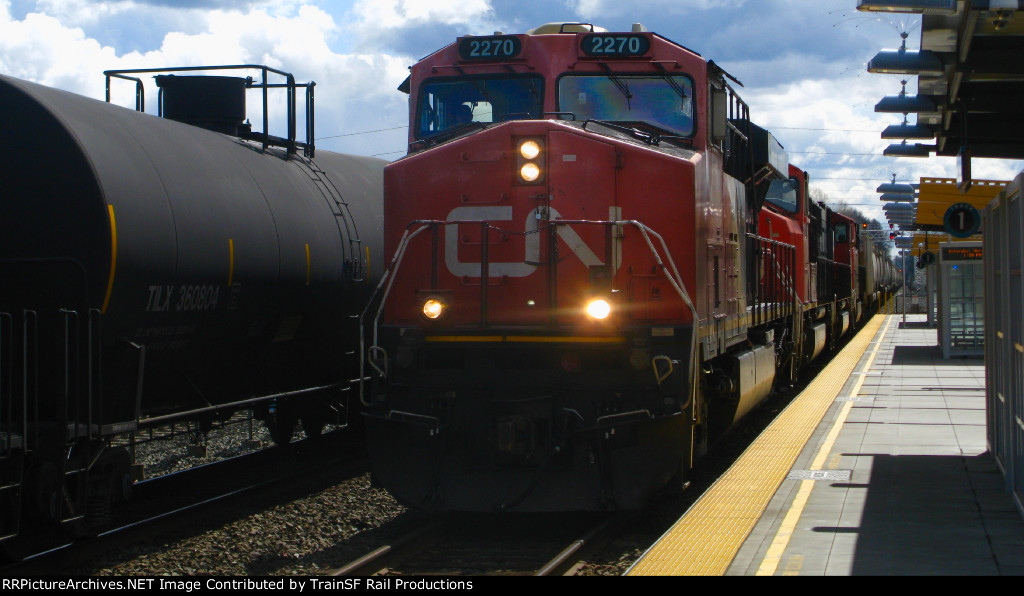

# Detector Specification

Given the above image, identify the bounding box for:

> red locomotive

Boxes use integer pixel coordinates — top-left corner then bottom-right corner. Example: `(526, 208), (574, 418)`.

(361, 23), (899, 511)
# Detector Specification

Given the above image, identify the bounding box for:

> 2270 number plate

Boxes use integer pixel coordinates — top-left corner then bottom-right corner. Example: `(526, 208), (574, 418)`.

(581, 34), (650, 57)
(458, 36), (522, 61)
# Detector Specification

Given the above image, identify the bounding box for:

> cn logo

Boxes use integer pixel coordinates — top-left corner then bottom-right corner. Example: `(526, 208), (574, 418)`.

(443, 206), (622, 278)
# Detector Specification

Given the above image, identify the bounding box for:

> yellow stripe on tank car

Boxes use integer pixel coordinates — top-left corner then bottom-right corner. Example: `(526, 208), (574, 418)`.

(227, 238), (235, 287)
(306, 243), (312, 286)
(101, 205), (117, 314)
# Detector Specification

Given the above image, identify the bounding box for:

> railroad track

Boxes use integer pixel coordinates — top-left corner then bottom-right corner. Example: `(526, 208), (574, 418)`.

(3, 430), (367, 574)
(332, 511), (634, 576)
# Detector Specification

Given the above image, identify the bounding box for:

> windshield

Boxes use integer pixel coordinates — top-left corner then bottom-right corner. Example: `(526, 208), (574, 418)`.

(765, 177), (800, 214)
(557, 73), (694, 136)
(416, 75), (543, 139)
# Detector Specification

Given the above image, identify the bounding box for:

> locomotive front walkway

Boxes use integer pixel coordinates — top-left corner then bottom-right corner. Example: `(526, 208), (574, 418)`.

(630, 313), (1024, 576)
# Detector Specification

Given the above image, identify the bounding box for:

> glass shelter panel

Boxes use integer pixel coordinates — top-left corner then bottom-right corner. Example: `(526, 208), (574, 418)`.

(939, 243), (984, 358)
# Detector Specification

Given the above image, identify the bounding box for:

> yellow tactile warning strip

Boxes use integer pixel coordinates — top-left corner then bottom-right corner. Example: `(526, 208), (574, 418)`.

(627, 314), (888, 576)
(753, 316), (890, 576)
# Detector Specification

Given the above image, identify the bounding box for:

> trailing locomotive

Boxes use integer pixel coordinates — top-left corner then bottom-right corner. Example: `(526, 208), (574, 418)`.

(0, 67), (384, 544)
(361, 23), (900, 512)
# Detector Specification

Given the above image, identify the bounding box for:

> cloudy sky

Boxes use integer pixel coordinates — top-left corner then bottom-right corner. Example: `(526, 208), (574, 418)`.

(3, 0), (1022, 227)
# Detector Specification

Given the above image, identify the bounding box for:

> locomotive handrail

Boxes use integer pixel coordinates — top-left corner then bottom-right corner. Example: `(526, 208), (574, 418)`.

(385, 409), (440, 429)
(358, 217), (703, 414)
(747, 233), (798, 327)
(358, 220), (440, 406)
(596, 409), (652, 427)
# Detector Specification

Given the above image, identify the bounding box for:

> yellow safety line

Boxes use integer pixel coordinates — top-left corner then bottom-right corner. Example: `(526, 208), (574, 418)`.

(627, 314), (887, 576)
(101, 205), (117, 313)
(227, 238), (235, 287)
(755, 316), (890, 575)
(424, 335), (625, 344)
(505, 335), (624, 343)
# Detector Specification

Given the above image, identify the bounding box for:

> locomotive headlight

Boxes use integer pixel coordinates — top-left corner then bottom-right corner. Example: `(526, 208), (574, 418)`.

(515, 137), (545, 185)
(520, 162), (542, 182)
(519, 139), (542, 160)
(585, 298), (612, 320)
(422, 298), (446, 320)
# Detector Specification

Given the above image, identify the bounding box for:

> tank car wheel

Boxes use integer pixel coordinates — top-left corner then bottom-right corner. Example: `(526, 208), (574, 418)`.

(110, 448), (134, 503)
(300, 414), (326, 440)
(268, 406), (298, 447)
(25, 462), (62, 525)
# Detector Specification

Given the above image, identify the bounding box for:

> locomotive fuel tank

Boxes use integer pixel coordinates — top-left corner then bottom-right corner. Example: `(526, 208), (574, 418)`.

(0, 73), (385, 424)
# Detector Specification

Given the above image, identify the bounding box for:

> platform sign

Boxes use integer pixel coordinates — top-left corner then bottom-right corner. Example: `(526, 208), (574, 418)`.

(940, 244), (982, 262)
(943, 202), (981, 238)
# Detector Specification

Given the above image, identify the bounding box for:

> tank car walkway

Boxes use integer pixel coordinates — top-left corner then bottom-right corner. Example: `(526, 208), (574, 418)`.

(628, 313), (1024, 576)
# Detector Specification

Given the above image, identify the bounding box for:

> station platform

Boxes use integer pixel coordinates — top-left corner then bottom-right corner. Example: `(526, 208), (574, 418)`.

(628, 313), (1024, 576)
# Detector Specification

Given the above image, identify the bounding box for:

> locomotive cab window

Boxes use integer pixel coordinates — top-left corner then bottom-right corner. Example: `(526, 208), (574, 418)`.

(765, 177), (799, 214)
(556, 73), (694, 137)
(416, 75), (544, 139)
(834, 222), (849, 243)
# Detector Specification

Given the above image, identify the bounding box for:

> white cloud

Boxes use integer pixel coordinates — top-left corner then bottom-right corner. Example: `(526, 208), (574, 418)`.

(0, 11), (119, 95)
(0, 2), (415, 157)
(567, 0), (745, 17)
(352, 0), (493, 28)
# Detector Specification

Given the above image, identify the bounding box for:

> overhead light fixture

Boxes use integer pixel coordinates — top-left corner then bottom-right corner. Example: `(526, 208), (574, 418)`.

(880, 192), (917, 202)
(875, 79), (938, 114)
(883, 140), (932, 157)
(867, 33), (944, 75)
(877, 175), (916, 194)
(883, 202), (915, 211)
(990, 0), (1017, 30)
(875, 93), (938, 113)
(856, 0), (956, 13)
(881, 116), (934, 140)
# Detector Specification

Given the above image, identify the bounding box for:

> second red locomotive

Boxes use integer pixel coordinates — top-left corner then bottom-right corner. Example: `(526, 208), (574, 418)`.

(361, 23), (899, 511)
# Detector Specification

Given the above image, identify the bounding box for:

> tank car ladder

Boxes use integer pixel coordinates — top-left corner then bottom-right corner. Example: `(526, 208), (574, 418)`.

(0, 312), (24, 543)
(293, 156), (367, 408)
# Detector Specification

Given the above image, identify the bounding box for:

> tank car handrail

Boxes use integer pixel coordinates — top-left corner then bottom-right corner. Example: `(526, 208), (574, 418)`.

(137, 382), (345, 428)
(104, 73), (144, 112)
(103, 64), (317, 157)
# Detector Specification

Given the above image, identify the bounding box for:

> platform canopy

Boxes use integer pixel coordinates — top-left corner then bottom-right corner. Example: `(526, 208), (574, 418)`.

(860, 1), (1024, 184)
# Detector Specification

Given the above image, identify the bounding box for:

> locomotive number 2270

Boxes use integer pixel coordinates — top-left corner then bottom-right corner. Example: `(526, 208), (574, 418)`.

(582, 34), (650, 57)
(458, 36), (521, 60)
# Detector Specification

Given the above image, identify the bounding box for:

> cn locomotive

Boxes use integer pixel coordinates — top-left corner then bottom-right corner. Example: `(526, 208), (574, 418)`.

(361, 23), (900, 512)
(0, 66), (384, 544)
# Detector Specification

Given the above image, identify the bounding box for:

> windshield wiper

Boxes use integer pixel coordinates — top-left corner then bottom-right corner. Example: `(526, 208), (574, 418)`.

(600, 63), (632, 110)
(583, 119), (692, 148)
(422, 121), (487, 147)
(654, 62), (688, 102)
